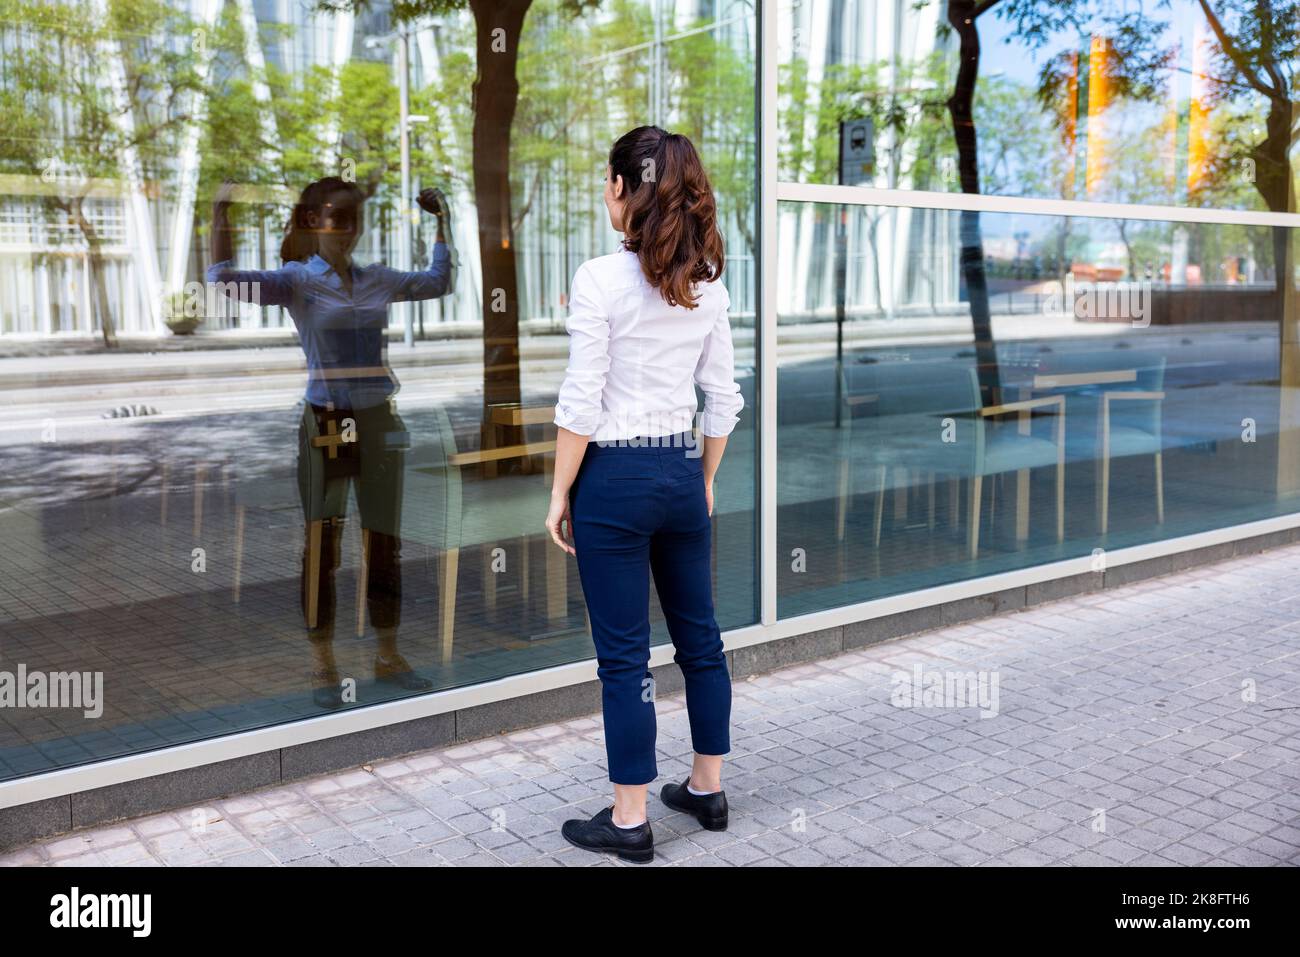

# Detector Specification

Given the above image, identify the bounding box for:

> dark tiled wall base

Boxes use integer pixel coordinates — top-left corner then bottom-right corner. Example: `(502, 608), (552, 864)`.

(3, 525), (1296, 851)
(0, 796), (70, 851)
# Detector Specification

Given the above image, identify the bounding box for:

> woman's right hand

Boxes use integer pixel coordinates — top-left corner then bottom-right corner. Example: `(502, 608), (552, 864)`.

(546, 493), (575, 555)
(705, 479), (715, 517)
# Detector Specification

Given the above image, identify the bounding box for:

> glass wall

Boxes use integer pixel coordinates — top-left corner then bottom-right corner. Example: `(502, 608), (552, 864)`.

(775, 201), (1298, 616)
(0, 0), (757, 782)
(774, 0), (1300, 618)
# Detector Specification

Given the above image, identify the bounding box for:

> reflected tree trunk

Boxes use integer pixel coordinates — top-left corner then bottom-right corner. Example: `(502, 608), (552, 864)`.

(1192, 0), (1300, 494)
(1117, 219), (1137, 283)
(69, 198), (118, 349)
(946, 0), (1001, 404)
(1258, 102), (1300, 493)
(1255, 97), (1294, 298)
(469, 0), (530, 462)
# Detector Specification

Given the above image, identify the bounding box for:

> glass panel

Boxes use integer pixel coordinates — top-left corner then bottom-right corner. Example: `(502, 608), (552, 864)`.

(0, 0), (756, 782)
(776, 200), (1300, 618)
(779, 0), (1300, 212)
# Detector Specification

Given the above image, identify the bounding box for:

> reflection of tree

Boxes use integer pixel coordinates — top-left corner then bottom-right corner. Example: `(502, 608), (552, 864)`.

(1006, 0), (1297, 274)
(1186, 0), (1297, 405)
(307, 1), (752, 460)
(1193, 1), (1298, 220)
(666, 18), (757, 265)
(945, 0), (1002, 403)
(465, 0), (530, 445)
(1002, 0), (1298, 490)
(0, 0), (204, 347)
(780, 55), (950, 186)
(1185, 0), (1300, 493)
(1098, 114), (1169, 280)
(509, 3), (755, 305)
(975, 75), (1064, 197)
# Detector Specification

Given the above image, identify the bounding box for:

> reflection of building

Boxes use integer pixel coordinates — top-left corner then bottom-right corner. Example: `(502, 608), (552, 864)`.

(0, 0), (361, 338)
(0, 0), (756, 340)
(780, 0), (959, 323)
(0, 186), (131, 335)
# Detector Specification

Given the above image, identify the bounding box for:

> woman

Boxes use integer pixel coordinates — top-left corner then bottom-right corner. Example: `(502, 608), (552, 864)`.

(546, 127), (744, 863)
(209, 177), (452, 709)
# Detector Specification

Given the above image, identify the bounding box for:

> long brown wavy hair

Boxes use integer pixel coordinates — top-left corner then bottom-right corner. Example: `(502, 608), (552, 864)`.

(608, 126), (724, 309)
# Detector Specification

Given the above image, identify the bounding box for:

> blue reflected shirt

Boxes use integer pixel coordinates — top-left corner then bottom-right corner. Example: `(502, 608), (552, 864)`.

(206, 243), (451, 409)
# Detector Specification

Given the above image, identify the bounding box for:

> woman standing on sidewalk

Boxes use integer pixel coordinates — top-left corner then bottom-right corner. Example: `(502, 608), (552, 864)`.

(545, 126), (744, 863)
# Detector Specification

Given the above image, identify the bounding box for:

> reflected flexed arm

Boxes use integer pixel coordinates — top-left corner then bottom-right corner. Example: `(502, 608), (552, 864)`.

(384, 187), (455, 302)
(206, 181), (298, 307)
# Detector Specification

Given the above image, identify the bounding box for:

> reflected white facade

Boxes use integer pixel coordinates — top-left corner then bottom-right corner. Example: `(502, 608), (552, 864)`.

(779, 0), (959, 324)
(0, 0), (756, 339)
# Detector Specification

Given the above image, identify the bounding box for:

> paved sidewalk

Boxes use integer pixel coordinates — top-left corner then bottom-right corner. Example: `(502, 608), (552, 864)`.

(4, 545), (1299, 867)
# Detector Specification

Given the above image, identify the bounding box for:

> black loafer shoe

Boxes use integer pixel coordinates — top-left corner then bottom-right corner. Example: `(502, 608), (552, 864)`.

(661, 778), (728, 831)
(560, 806), (654, 864)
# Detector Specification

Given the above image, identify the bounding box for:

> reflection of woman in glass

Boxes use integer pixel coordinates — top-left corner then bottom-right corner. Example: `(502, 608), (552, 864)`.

(209, 177), (452, 710)
(546, 128), (744, 862)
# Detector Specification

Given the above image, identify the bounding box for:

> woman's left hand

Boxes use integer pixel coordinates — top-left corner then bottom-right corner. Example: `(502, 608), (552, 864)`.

(546, 494), (575, 555)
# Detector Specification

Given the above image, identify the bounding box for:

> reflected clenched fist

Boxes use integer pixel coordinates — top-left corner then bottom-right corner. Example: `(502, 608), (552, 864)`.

(416, 187), (449, 219)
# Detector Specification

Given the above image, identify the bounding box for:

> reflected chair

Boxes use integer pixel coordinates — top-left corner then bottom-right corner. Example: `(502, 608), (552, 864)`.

(401, 405), (463, 661)
(1099, 359), (1167, 534)
(225, 405), (463, 658)
(1099, 394), (1165, 531)
(834, 364), (884, 544)
(1031, 354), (1166, 535)
(405, 407), (571, 662)
(838, 361), (1065, 558)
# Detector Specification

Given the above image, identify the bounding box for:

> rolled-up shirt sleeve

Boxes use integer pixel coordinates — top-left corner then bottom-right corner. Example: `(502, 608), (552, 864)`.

(694, 283), (744, 437)
(553, 263), (609, 436)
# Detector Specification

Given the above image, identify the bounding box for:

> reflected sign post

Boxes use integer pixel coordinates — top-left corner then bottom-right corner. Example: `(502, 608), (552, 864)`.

(836, 119), (874, 426)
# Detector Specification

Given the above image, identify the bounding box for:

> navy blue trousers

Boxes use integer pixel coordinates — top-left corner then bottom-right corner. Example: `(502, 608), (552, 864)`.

(570, 434), (732, 785)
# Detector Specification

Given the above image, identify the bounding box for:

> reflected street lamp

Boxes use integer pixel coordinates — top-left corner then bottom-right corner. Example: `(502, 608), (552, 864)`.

(365, 27), (429, 348)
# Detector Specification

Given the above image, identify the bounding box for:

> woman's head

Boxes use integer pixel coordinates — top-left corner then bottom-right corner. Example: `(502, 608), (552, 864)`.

(604, 126), (724, 309)
(281, 177), (366, 264)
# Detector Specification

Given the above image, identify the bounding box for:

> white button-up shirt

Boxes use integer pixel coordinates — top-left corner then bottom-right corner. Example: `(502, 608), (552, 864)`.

(554, 248), (744, 441)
